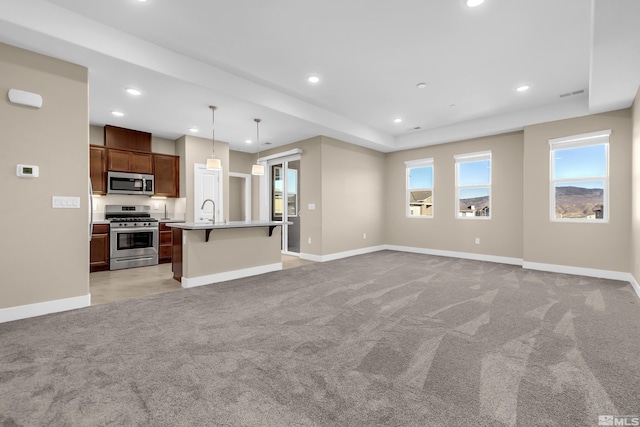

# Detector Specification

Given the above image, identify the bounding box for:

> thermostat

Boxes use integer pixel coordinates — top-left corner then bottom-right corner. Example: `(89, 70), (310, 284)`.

(17, 164), (39, 178)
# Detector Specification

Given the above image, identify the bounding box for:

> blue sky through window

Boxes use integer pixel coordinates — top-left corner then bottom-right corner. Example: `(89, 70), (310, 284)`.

(273, 169), (297, 193)
(458, 160), (490, 186)
(409, 166), (433, 189)
(553, 144), (606, 183)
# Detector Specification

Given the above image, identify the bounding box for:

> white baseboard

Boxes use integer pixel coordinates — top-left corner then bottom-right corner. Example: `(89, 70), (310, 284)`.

(522, 261), (630, 281)
(0, 293), (91, 324)
(627, 274), (640, 300)
(384, 244), (524, 266)
(299, 245), (387, 263)
(181, 263), (282, 288)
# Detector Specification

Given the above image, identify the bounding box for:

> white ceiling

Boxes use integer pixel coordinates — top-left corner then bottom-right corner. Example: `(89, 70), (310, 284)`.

(1, 0), (639, 153)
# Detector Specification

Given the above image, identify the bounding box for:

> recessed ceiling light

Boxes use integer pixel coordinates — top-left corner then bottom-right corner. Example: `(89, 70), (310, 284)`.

(189, 126), (199, 133)
(307, 75), (320, 84)
(393, 118), (403, 124)
(111, 110), (124, 117)
(416, 82), (427, 89)
(466, 0), (485, 7)
(516, 84), (531, 92)
(125, 87), (141, 96)
(245, 139), (253, 144)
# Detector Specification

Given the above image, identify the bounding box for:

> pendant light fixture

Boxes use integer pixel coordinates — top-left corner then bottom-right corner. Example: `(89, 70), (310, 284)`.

(206, 105), (222, 170)
(251, 118), (265, 176)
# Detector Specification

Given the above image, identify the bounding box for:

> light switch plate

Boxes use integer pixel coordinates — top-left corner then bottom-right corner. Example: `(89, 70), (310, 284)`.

(308, 203), (316, 210)
(52, 196), (80, 209)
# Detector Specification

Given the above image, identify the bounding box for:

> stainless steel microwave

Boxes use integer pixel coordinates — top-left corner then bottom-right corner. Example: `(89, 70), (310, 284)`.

(107, 171), (154, 195)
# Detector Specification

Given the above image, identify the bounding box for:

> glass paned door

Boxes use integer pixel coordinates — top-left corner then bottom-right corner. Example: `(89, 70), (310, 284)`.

(270, 159), (300, 253)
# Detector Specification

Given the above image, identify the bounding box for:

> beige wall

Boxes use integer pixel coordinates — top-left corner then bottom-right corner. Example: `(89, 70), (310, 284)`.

(630, 91), (640, 280)
(320, 136), (386, 254)
(228, 176), (244, 221)
(523, 110), (632, 272)
(229, 150), (254, 172)
(0, 42), (89, 309)
(176, 135), (230, 222)
(89, 125), (104, 146)
(229, 150), (260, 221)
(385, 132), (524, 259)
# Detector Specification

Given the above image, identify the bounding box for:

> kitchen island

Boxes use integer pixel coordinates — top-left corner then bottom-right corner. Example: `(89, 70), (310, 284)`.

(166, 221), (286, 288)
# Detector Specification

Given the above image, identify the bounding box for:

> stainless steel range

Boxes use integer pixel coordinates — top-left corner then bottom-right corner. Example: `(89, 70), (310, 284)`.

(106, 205), (159, 270)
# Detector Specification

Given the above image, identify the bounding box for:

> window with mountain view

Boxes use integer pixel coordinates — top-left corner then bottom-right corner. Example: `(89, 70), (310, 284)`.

(550, 130), (610, 222)
(455, 151), (491, 218)
(406, 158), (433, 217)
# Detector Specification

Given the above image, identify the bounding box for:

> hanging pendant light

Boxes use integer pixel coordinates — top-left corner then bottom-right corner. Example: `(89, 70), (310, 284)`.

(251, 118), (265, 176)
(206, 105), (222, 170)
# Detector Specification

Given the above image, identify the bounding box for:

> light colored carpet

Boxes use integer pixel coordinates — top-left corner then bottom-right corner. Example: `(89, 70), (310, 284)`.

(1, 251), (639, 426)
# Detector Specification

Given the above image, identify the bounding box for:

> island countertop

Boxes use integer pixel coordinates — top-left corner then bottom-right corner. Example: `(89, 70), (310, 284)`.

(165, 220), (288, 230)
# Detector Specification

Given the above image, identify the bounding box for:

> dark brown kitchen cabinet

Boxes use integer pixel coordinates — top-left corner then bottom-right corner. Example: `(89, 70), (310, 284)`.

(153, 154), (180, 198)
(90, 145), (107, 195)
(90, 224), (109, 272)
(104, 125), (151, 152)
(172, 228), (183, 282)
(159, 222), (173, 264)
(107, 148), (153, 174)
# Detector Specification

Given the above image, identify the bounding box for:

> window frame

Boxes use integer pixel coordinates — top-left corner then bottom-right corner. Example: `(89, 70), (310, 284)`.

(405, 158), (434, 219)
(549, 130), (610, 223)
(454, 151), (492, 220)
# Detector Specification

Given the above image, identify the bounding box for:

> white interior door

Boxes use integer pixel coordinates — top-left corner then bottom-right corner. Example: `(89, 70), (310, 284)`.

(194, 164), (223, 223)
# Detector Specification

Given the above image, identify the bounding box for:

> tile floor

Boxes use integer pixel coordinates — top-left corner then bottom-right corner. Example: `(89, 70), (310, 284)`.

(90, 255), (314, 305)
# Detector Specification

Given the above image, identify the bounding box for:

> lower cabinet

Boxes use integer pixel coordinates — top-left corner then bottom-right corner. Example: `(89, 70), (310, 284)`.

(90, 224), (110, 272)
(159, 223), (173, 264)
(172, 228), (183, 282)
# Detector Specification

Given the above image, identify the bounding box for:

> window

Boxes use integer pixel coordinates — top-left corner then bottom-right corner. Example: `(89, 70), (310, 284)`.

(272, 166), (298, 217)
(406, 158), (434, 217)
(550, 130), (610, 222)
(455, 151), (491, 218)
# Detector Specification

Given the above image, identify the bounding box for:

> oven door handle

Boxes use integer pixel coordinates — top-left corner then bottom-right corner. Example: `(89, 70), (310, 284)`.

(111, 227), (158, 233)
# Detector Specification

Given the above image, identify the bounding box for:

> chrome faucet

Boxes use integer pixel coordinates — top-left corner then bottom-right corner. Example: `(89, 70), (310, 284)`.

(201, 198), (215, 223)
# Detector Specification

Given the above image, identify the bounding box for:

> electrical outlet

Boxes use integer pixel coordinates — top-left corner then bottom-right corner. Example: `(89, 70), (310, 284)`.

(363, 233), (367, 240)
(308, 237), (312, 244)
(475, 238), (480, 244)
(154, 203), (159, 210)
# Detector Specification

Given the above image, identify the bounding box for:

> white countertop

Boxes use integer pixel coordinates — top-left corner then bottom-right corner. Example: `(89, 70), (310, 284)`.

(166, 220), (288, 230)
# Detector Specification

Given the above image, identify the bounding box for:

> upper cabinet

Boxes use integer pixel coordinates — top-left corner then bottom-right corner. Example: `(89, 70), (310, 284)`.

(90, 125), (180, 198)
(104, 125), (151, 152)
(89, 145), (107, 195)
(104, 125), (154, 174)
(108, 148), (153, 174)
(153, 153), (180, 198)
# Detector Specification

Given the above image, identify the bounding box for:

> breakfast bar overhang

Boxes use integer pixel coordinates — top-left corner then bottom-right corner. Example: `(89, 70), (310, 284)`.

(167, 221), (287, 288)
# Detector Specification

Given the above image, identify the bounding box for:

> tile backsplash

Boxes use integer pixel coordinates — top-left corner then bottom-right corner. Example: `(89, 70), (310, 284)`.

(92, 194), (185, 221)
